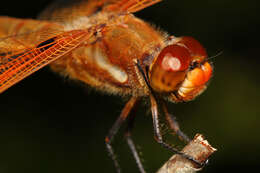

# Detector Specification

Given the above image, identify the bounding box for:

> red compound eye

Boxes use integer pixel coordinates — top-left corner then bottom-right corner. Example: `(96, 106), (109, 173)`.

(178, 36), (207, 59)
(157, 45), (191, 72)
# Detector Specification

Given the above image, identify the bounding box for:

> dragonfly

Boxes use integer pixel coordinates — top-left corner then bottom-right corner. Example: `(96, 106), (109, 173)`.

(0, 0), (213, 172)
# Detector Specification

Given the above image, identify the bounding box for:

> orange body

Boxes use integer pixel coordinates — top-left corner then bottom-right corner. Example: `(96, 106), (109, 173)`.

(0, 0), (212, 102)
(50, 14), (165, 96)
(0, 1), (214, 172)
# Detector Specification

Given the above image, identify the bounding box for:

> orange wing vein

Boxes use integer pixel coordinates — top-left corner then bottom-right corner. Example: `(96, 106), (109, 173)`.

(40, 0), (163, 21)
(105, 0), (162, 13)
(0, 30), (91, 93)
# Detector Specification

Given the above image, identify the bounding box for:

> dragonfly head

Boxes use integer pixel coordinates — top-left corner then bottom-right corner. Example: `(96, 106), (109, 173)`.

(148, 36), (213, 102)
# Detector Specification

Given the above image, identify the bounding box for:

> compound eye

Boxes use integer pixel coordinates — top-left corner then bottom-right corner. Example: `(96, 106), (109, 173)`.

(149, 45), (192, 93)
(158, 45), (191, 72)
(178, 36), (207, 59)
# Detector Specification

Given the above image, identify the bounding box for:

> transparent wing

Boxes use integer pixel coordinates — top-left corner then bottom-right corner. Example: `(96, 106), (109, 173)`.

(39, 0), (163, 22)
(0, 29), (93, 94)
(39, 0), (106, 22)
(104, 0), (162, 13)
(0, 17), (64, 56)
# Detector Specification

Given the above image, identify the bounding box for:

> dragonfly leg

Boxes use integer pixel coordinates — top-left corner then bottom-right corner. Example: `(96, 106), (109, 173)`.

(105, 96), (139, 173)
(161, 100), (191, 143)
(124, 106), (146, 173)
(149, 94), (205, 167)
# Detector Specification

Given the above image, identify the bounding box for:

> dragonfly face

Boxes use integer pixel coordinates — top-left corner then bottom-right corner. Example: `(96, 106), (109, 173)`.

(149, 36), (213, 102)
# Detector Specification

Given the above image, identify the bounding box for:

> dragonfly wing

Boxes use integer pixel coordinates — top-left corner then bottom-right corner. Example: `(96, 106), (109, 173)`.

(104, 0), (162, 13)
(0, 29), (93, 94)
(0, 17), (64, 54)
(39, 0), (162, 22)
(39, 0), (103, 22)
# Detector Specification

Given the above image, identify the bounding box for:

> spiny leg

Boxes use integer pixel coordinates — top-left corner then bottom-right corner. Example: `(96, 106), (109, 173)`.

(161, 100), (191, 143)
(149, 94), (204, 167)
(124, 104), (146, 173)
(105, 96), (139, 173)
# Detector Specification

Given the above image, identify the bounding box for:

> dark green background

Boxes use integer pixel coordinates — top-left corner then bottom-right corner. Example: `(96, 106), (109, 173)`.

(0, 0), (259, 172)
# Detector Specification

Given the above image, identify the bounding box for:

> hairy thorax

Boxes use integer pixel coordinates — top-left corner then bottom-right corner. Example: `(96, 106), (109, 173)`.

(50, 12), (166, 96)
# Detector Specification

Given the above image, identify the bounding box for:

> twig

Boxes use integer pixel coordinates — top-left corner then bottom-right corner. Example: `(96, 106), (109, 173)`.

(157, 134), (217, 173)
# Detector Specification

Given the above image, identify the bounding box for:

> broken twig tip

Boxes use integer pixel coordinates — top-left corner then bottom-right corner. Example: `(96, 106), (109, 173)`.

(157, 133), (217, 173)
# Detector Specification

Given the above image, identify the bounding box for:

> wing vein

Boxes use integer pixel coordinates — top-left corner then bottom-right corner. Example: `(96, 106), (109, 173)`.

(0, 30), (91, 93)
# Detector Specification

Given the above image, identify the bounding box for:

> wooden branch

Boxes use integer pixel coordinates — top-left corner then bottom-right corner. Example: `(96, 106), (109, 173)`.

(157, 134), (217, 173)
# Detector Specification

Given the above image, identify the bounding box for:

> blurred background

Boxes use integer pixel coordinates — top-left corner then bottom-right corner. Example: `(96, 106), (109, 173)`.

(0, 0), (259, 172)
